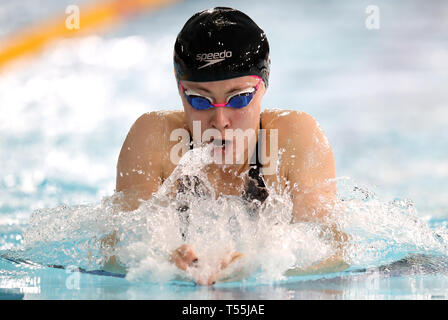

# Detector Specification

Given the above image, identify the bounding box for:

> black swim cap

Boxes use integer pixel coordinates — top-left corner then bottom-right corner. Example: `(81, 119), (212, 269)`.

(174, 7), (270, 87)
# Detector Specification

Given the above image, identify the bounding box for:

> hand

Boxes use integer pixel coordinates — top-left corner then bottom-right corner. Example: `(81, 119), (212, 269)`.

(169, 244), (199, 271)
(284, 253), (349, 276)
(193, 251), (244, 286)
(170, 244), (244, 286)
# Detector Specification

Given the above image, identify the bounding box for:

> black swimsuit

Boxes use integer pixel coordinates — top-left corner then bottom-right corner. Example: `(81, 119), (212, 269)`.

(241, 119), (269, 204)
(176, 118), (269, 240)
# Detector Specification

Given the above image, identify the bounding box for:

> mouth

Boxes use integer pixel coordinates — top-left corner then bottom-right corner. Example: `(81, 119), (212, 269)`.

(210, 138), (232, 154)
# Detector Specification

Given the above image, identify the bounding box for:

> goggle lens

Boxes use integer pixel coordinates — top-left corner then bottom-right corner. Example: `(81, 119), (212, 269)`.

(181, 76), (262, 111)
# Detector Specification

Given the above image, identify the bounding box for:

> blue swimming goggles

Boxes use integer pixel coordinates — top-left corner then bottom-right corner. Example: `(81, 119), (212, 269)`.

(179, 76), (263, 110)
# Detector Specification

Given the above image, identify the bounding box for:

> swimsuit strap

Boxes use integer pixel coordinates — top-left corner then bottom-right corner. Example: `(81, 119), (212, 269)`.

(243, 117), (269, 204)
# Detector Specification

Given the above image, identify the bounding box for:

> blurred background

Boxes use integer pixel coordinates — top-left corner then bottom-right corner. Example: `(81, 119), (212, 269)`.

(0, 0), (447, 229)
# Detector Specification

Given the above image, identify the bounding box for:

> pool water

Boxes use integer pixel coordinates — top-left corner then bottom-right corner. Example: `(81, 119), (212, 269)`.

(1, 0), (448, 299)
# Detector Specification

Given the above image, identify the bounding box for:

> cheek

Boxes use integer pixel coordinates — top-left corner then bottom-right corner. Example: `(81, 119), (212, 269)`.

(185, 108), (211, 132)
(234, 104), (260, 129)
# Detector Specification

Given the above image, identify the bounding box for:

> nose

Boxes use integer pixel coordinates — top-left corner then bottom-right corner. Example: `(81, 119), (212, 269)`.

(210, 107), (231, 131)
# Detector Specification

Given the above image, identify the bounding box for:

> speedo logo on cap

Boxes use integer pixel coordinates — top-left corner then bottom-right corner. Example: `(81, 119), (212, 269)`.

(196, 50), (232, 69)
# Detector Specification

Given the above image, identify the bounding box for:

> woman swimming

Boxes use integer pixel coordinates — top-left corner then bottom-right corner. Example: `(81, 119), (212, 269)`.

(111, 7), (348, 285)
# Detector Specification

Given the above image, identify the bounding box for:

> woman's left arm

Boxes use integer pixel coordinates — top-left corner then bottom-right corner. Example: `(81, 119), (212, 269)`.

(277, 111), (349, 274)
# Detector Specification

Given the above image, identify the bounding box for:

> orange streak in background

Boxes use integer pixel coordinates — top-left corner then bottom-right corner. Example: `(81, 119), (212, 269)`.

(0, 0), (178, 72)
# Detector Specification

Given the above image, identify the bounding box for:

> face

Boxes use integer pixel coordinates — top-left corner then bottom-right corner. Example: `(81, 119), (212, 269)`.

(179, 76), (266, 167)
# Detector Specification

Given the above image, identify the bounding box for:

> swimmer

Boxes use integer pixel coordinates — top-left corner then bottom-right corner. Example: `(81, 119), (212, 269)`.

(106, 7), (348, 285)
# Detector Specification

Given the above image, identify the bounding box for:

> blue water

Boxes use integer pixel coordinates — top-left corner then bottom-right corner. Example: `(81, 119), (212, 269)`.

(1, 0), (448, 299)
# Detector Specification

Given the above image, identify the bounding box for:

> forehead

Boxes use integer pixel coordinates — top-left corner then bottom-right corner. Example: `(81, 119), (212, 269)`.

(181, 76), (257, 94)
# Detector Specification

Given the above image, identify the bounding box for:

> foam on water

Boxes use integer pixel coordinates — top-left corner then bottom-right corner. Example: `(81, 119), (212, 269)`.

(14, 146), (448, 285)
(332, 180), (448, 268)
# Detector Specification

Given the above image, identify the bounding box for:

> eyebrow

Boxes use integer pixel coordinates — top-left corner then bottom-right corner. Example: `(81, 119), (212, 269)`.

(191, 85), (249, 95)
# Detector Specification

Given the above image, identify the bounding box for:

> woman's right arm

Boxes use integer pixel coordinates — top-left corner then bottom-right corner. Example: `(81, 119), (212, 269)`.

(115, 112), (167, 211)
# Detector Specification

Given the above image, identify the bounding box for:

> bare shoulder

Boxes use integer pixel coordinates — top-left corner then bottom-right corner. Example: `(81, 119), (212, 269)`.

(131, 110), (185, 134)
(152, 110), (188, 131)
(261, 109), (318, 131)
(261, 109), (327, 150)
(124, 110), (186, 150)
(116, 110), (187, 193)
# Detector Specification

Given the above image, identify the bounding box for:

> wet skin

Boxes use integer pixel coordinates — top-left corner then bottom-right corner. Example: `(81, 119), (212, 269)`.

(113, 76), (345, 285)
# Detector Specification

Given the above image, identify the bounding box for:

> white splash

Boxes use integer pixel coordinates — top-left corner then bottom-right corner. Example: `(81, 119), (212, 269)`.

(19, 149), (448, 284)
